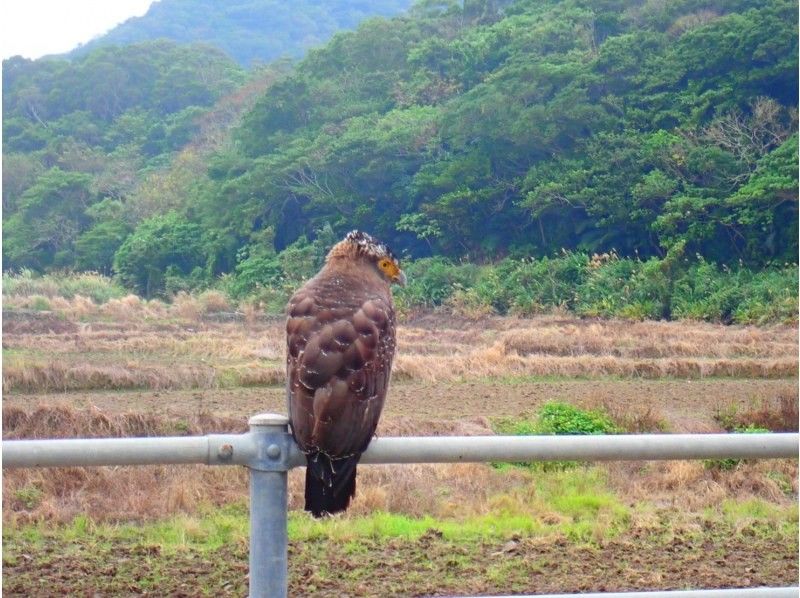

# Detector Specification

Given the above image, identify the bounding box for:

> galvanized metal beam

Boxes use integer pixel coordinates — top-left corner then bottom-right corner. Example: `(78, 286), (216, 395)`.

(355, 433), (799, 466)
(4, 432), (798, 469)
(247, 413), (290, 598)
(1, 433), (257, 468)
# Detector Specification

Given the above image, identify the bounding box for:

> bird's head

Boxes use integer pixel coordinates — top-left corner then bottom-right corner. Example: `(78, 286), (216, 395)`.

(327, 230), (406, 286)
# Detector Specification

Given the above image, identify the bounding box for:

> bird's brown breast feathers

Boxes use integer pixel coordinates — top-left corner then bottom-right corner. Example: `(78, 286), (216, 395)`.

(286, 265), (396, 458)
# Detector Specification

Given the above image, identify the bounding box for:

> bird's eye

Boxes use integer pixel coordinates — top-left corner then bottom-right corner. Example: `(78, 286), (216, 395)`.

(378, 259), (396, 275)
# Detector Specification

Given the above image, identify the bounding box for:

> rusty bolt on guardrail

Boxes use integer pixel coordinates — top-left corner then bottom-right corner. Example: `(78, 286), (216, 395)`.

(218, 443), (234, 461)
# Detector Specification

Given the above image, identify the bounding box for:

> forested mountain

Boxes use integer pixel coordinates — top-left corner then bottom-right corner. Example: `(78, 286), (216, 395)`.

(2, 40), (260, 274)
(3, 0), (798, 304)
(69, 0), (414, 67)
(227, 0), (797, 261)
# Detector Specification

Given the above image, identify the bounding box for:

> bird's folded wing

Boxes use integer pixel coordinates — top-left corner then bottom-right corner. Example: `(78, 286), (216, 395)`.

(287, 293), (395, 458)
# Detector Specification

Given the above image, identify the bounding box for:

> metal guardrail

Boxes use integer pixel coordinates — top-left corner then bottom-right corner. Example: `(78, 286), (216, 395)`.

(2, 414), (798, 598)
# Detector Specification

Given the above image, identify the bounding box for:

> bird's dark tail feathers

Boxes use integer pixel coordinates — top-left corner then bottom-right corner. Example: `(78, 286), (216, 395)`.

(304, 452), (359, 517)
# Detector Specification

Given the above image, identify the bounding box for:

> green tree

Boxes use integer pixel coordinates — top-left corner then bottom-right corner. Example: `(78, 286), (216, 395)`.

(4, 169), (95, 269)
(75, 221), (132, 275)
(113, 212), (208, 297)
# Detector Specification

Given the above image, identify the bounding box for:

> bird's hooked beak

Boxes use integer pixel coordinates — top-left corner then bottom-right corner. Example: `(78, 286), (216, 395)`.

(394, 269), (407, 287)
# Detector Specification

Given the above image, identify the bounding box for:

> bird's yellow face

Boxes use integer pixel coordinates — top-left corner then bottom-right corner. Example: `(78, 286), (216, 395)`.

(377, 257), (407, 286)
(339, 230), (407, 286)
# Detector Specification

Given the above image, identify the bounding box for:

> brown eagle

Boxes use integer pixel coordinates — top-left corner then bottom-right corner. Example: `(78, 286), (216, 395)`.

(286, 231), (405, 517)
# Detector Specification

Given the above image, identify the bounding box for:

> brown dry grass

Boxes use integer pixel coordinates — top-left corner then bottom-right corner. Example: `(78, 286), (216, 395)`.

(582, 398), (670, 433)
(609, 458), (797, 512)
(198, 290), (231, 314)
(395, 350), (797, 380)
(2, 404), (246, 439)
(4, 404), (796, 526)
(4, 309), (796, 393)
(3, 405), (249, 524)
(735, 391), (799, 432)
(2, 361), (217, 392)
(2, 360), (283, 393)
(171, 292), (202, 320)
(393, 315), (798, 381)
(2, 405), (510, 523)
(98, 295), (169, 321)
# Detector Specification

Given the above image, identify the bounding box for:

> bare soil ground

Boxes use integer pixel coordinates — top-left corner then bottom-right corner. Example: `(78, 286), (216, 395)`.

(3, 526), (796, 597)
(4, 378), (797, 435)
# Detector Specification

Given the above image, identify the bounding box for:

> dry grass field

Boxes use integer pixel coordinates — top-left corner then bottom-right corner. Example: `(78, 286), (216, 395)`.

(2, 297), (798, 595)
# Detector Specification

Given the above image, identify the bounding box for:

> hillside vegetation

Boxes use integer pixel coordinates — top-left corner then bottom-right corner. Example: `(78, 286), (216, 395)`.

(2, 0), (798, 321)
(225, 0), (797, 264)
(2, 41), (280, 276)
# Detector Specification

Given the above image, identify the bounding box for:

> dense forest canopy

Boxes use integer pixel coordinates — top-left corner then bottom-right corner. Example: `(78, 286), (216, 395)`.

(2, 0), (798, 305)
(3, 40), (252, 274)
(230, 0), (797, 264)
(69, 0), (415, 67)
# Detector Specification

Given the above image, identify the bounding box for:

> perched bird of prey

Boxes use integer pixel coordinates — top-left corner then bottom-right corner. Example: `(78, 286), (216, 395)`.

(286, 230), (406, 517)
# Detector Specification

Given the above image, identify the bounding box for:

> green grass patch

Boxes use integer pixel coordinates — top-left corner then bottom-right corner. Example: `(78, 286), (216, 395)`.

(4, 476), (796, 595)
(713, 498), (798, 540)
(4, 504), (250, 556)
(4, 467), (631, 551)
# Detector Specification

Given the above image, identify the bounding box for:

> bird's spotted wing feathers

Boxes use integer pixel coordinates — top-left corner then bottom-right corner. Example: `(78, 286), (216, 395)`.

(287, 289), (395, 459)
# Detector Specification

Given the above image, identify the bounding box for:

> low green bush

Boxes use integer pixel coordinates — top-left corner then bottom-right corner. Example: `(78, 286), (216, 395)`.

(395, 257), (479, 310)
(535, 402), (620, 436)
(671, 259), (798, 324)
(493, 402), (620, 470)
(29, 296), (52, 311)
(473, 253), (589, 315)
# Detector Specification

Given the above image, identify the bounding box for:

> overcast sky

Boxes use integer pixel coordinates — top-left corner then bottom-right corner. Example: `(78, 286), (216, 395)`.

(2, 0), (155, 60)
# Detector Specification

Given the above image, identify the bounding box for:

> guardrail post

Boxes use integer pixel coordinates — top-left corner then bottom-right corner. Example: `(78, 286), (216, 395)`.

(247, 413), (292, 598)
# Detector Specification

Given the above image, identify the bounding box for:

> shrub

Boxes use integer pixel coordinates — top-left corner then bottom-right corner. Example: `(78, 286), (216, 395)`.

(13, 486), (44, 510)
(444, 286), (494, 318)
(57, 272), (127, 303)
(714, 392), (798, 433)
(225, 246), (284, 300)
(731, 266), (799, 325)
(199, 290), (231, 314)
(458, 254), (591, 315)
(576, 256), (670, 320)
(672, 260), (798, 324)
(113, 212), (209, 297)
(224, 230), (333, 308)
(493, 402), (619, 470)
(7, 249), (795, 325)
(535, 402), (620, 435)
(395, 257), (480, 309)
(3, 269), (59, 297)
